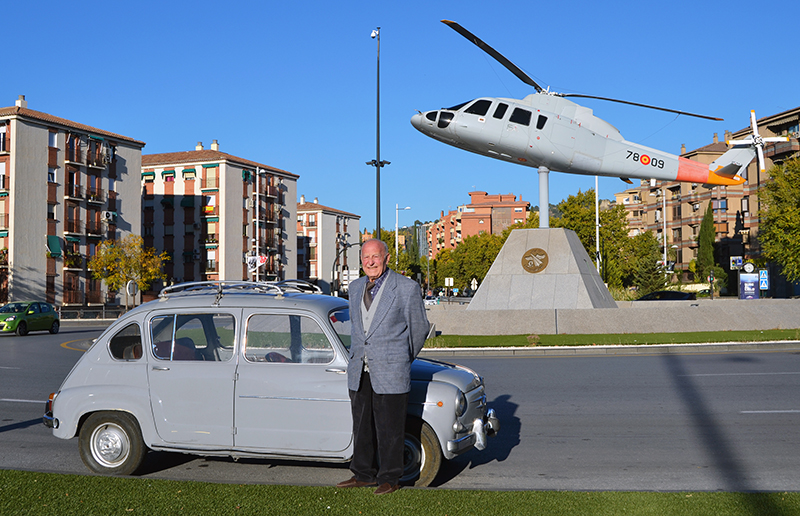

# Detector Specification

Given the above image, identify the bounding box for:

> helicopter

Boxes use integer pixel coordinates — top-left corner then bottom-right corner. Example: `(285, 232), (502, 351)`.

(411, 20), (787, 226)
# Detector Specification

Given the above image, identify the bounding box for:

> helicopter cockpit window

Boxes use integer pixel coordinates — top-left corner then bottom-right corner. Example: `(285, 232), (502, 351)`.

(464, 100), (492, 116)
(493, 103), (509, 119)
(510, 108), (532, 126)
(426, 112), (437, 122)
(536, 115), (548, 130)
(438, 112), (454, 129)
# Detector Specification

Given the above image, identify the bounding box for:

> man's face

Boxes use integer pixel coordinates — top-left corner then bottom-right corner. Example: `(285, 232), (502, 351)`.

(361, 241), (390, 281)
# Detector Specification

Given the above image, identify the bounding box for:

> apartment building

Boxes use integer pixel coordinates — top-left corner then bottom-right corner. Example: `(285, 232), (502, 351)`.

(141, 142), (297, 294)
(296, 196), (360, 294)
(614, 107), (800, 294)
(0, 95), (145, 305)
(427, 191), (530, 260)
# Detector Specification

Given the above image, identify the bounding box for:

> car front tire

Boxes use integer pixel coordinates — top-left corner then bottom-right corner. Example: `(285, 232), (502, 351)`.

(79, 411), (146, 476)
(402, 418), (442, 487)
(15, 322), (27, 336)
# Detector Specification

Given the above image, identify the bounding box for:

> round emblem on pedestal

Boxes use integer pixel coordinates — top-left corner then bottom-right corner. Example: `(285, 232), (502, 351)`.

(521, 248), (548, 273)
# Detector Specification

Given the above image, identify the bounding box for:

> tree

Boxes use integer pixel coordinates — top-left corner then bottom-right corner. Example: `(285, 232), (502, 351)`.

(548, 189), (631, 289)
(696, 202), (716, 279)
(88, 234), (170, 308)
(631, 231), (665, 296)
(758, 158), (800, 283)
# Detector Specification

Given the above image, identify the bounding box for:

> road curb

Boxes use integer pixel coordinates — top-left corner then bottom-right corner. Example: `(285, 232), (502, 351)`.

(419, 341), (800, 357)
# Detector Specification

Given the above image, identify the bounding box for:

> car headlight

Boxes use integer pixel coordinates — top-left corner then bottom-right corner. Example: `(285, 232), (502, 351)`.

(454, 390), (467, 418)
(5, 316), (16, 322)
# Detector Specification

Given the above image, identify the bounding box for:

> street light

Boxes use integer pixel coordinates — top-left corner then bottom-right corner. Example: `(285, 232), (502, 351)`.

(650, 186), (668, 278)
(366, 26), (389, 241)
(331, 236), (360, 297)
(396, 204), (411, 267)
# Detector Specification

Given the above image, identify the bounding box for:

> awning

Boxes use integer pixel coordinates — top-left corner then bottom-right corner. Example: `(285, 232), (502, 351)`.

(65, 235), (81, 243)
(161, 169), (176, 177)
(180, 196), (195, 208)
(46, 235), (62, 258)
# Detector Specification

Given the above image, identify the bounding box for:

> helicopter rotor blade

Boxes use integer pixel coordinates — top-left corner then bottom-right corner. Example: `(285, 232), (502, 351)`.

(441, 20), (545, 93)
(560, 94), (723, 121)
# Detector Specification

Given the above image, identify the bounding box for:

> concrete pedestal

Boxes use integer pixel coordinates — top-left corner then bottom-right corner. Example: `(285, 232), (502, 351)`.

(467, 228), (617, 311)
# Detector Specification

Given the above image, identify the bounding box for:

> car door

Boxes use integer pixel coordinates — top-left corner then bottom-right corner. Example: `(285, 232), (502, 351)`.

(26, 303), (44, 331)
(146, 311), (238, 446)
(233, 310), (352, 455)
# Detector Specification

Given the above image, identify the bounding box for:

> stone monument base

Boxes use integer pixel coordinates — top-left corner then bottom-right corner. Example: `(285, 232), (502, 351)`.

(467, 228), (617, 310)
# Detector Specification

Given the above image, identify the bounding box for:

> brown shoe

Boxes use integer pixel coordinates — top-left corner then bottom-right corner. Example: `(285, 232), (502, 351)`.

(374, 483), (401, 495)
(336, 476), (377, 488)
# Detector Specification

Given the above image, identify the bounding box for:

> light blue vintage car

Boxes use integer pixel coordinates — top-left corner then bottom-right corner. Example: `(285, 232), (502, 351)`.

(44, 281), (498, 486)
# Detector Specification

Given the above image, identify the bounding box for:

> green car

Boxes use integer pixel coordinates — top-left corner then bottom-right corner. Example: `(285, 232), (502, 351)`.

(0, 301), (60, 336)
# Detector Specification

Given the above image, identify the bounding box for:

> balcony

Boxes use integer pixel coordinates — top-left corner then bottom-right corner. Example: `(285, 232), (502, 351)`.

(63, 289), (85, 305)
(86, 187), (105, 204)
(86, 222), (104, 236)
(0, 174), (9, 193)
(264, 185), (278, 198)
(86, 290), (105, 304)
(64, 219), (84, 234)
(765, 140), (800, 160)
(200, 178), (219, 190)
(65, 184), (84, 200)
(63, 253), (83, 269)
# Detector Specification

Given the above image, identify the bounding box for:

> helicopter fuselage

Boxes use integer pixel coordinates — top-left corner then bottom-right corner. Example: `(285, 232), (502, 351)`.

(411, 93), (743, 186)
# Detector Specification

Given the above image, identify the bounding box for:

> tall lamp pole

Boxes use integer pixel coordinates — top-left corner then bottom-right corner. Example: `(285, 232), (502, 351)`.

(367, 27), (389, 240)
(395, 204), (410, 267)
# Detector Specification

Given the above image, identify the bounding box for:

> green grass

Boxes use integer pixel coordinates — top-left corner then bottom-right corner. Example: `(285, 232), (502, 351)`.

(1, 470), (798, 516)
(424, 329), (800, 348)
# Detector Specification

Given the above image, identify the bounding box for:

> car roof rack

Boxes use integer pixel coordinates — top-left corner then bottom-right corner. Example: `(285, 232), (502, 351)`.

(158, 280), (323, 304)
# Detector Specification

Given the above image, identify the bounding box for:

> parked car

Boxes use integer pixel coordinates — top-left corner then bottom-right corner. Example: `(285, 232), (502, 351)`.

(424, 295), (439, 306)
(43, 281), (498, 486)
(636, 290), (697, 301)
(0, 301), (60, 336)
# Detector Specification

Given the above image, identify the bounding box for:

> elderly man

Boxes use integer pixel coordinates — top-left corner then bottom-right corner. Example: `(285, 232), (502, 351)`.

(336, 239), (429, 495)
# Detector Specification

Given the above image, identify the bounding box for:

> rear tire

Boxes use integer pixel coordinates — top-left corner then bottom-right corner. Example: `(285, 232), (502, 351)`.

(402, 418), (442, 487)
(16, 322), (28, 336)
(49, 321), (60, 334)
(79, 412), (146, 476)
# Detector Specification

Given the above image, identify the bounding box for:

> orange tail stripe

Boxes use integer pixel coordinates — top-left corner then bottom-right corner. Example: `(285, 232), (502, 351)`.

(676, 157), (711, 183)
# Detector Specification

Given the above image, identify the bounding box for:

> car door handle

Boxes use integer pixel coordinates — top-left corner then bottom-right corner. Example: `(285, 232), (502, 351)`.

(152, 366), (170, 371)
(325, 368), (347, 375)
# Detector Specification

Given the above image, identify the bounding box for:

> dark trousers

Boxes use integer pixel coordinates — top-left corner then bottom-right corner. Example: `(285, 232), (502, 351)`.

(349, 370), (408, 485)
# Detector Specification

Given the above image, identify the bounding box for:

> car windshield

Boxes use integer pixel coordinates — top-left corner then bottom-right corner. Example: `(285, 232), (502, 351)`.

(0, 303), (28, 314)
(329, 308), (351, 351)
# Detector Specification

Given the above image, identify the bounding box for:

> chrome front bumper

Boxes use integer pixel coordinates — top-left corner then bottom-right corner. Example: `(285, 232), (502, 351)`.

(446, 408), (500, 455)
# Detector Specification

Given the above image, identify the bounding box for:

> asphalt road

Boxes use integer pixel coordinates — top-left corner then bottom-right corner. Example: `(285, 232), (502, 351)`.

(2, 327), (800, 491)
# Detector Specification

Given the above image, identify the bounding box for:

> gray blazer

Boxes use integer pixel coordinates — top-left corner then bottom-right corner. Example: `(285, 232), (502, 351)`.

(347, 270), (429, 394)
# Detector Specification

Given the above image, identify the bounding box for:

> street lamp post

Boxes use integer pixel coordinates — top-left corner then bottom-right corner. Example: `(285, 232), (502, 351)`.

(367, 27), (389, 241)
(395, 204), (410, 267)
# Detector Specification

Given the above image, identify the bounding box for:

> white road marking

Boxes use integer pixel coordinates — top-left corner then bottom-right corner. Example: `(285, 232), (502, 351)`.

(0, 398), (43, 404)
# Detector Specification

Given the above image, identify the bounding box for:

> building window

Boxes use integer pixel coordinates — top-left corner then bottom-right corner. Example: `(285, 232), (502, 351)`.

(48, 131), (58, 148)
(48, 167), (56, 183)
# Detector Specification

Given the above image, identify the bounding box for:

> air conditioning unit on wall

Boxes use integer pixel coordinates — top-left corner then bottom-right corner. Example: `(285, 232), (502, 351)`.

(101, 211), (116, 222)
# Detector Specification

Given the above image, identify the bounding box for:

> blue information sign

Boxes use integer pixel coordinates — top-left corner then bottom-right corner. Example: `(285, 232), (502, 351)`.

(759, 269), (769, 290)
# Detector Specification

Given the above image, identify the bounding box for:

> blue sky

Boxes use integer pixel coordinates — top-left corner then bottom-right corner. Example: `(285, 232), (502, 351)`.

(6, 1), (798, 234)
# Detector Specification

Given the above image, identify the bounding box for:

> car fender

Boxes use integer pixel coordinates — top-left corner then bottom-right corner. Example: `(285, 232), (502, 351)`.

(410, 379), (459, 458)
(52, 383), (158, 445)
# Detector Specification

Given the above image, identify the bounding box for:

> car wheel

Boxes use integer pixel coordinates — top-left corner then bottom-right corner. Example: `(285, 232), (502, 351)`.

(49, 321), (60, 334)
(15, 322), (28, 336)
(79, 412), (146, 476)
(401, 418), (442, 487)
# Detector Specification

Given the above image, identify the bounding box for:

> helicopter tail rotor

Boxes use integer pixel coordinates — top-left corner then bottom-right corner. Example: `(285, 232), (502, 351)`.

(726, 110), (789, 172)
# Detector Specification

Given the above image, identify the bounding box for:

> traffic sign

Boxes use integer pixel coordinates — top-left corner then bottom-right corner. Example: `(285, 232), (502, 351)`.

(759, 269), (769, 290)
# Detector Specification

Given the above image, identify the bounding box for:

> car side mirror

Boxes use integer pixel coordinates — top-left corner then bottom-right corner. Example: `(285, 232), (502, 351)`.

(27, 310), (34, 315)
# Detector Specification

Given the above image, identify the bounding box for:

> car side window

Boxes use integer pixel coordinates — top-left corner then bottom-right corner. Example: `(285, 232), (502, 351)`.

(39, 303), (52, 313)
(150, 313), (235, 362)
(109, 323), (143, 360)
(245, 313), (334, 364)
(29, 304), (40, 314)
